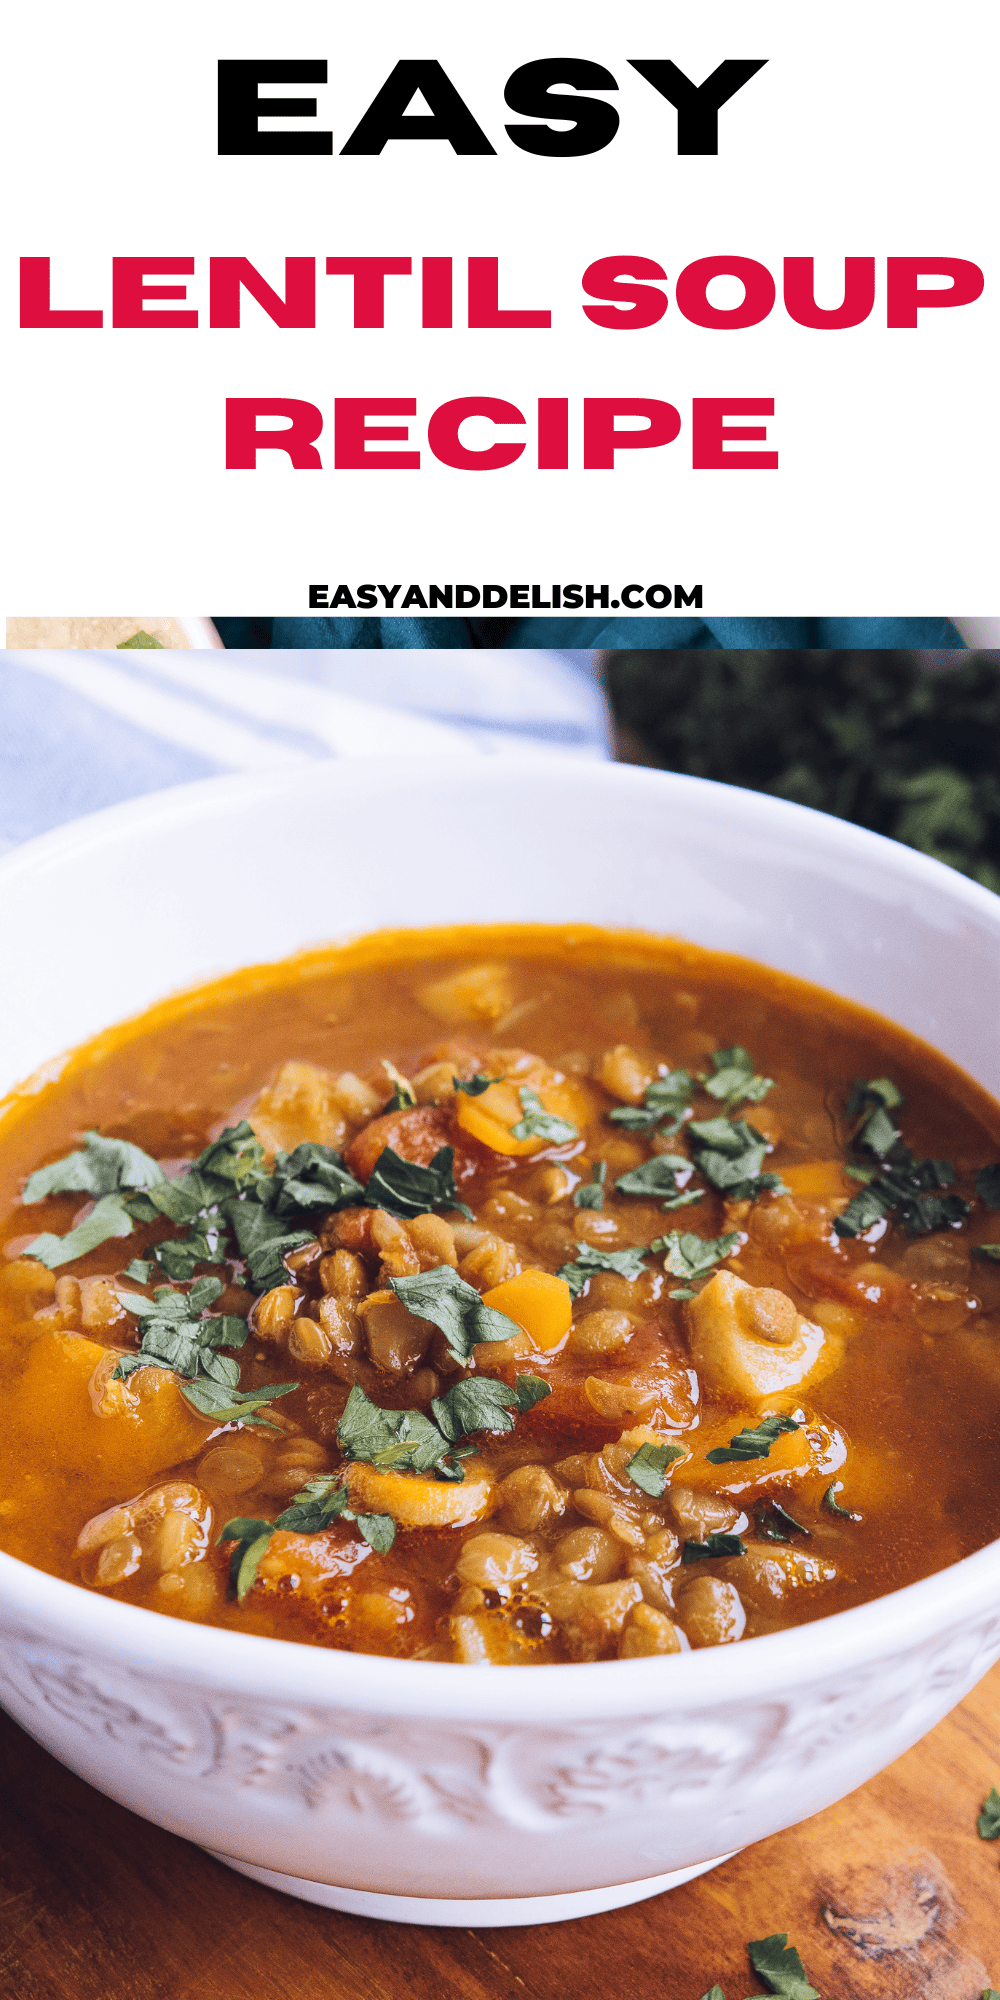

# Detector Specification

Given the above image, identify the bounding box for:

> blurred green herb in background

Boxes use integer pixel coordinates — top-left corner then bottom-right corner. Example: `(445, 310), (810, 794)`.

(602, 652), (1000, 894)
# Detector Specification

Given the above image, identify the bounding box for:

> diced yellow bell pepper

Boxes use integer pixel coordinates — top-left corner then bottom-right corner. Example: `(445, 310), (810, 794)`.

(481, 1268), (572, 1350)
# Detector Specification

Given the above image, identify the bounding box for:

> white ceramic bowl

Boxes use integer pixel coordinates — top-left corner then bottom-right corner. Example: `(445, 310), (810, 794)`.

(3, 760), (1000, 1927)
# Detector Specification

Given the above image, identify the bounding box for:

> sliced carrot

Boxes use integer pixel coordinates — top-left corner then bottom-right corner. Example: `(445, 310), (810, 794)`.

(481, 1268), (572, 1350)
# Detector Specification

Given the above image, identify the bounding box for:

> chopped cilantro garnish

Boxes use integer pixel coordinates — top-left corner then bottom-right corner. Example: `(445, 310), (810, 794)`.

(180, 1376), (298, 1428)
(453, 1072), (499, 1096)
(822, 1482), (860, 1520)
(648, 1229), (741, 1298)
(974, 1244), (1000, 1263)
(123, 1257), (152, 1283)
(698, 1989), (727, 2000)
(682, 1533), (746, 1562)
(267, 1143), (365, 1216)
(625, 1440), (686, 1496)
(381, 1060), (417, 1110)
(975, 1164), (1000, 1208)
(756, 1500), (809, 1542)
(389, 1264), (521, 1363)
(109, 1273), (296, 1430)
(701, 1046), (774, 1111)
(556, 1242), (651, 1298)
(706, 1413), (801, 1465)
(362, 1143), (473, 1220)
(24, 1192), (137, 1268)
(835, 1082), (970, 1239)
(747, 1933), (820, 1999)
(510, 1086), (579, 1146)
(608, 1070), (694, 1134)
(978, 1785), (1000, 1839)
(336, 1374), (549, 1485)
(22, 1131), (167, 1204)
(615, 1155), (698, 1207)
(220, 1476), (394, 1602)
(686, 1118), (788, 1205)
(117, 630), (163, 648)
(574, 1160), (607, 1210)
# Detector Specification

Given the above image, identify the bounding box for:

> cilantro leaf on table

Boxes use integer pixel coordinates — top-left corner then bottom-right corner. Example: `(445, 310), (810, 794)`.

(625, 1440), (686, 1497)
(746, 1932), (820, 1999)
(574, 1160), (607, 1210)
(22, 1131), (167, 1204)
(24, 1192), (137, 1268)
(615, 1155), (699, 1207)
(976, 1165), (1000, 1208)
(978, 1785), (1000, 1839)
(389, 1265), (521, 1364)
(608, 1070), (694, 1134)
(363, 1144), (473, 1220)
(706, 1414), (801, 1465)
(682, 1533), (746, 1562)
(453, 1072), (499, 1096)
(648, 1229), (741, 1299)
(686, 1118), (787, 1205)
(701, 1047), (774, 1111)
(756, 1500), (810, 1542)
(511, 1086), (579, 1146)
(556, 1243), (652, 1299)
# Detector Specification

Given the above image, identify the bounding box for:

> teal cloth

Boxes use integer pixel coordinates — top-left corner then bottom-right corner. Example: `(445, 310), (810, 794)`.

(214, 616), (964, 650)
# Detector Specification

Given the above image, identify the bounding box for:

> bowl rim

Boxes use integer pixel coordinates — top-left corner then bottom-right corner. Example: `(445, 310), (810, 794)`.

(3, 759), (1000, 1726)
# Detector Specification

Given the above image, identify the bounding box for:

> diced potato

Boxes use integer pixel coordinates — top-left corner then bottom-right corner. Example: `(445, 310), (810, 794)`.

(418, 963), (515, 1025)
(248, 1060), (352, 1156)
(481, 1268), (572, 1350)
(619, 1602), (682, 1657)
(687, 1271), (836, 1402)
(780, 1161), (852, 1199)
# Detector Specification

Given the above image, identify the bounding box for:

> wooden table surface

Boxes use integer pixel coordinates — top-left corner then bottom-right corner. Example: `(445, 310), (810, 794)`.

(2, 1666), (998, 2000)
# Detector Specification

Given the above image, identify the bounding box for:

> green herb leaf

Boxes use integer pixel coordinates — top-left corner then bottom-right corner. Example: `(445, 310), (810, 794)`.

(379, 1059), (416, 1111)
(978, 1785), (1000, 1839)
(702, 1047), (774, 1110)
(835, 1146), (969, 1239)
(389, 1264), (520, 1364)
(431, 1374), (541, 1443)
(338, 1383), (457, 1476)
(747, 1932), (820, 2000)
(574, 1160), (607, 1210)
(706, 1413), (801, 1465)
(25, 1191), (137, 1268)
(608, 1070), (694, 1134)
(123, 1257), (152, 1283)
(649, 1230), (741, 1290)
(510, 1086), (579, 1146)
(180, 1377), (298, 1429)
(220, 1519), (275, 1601)
(355, 1512), (396, 1552)
(699, 1989), (728, 2000)
(556, 1243), (652, 1299)
(975, 1165), (1000, 1209)
(625, 1440), (686, 1497)
(363, 1144), (473, 1220)
(682, 1533), (746, 1562)
(615, 1155), (695, 1205)
(117, 630), (163, 648)
(686, 1118), (787, 1205)
(973, 1244), (1000, 1263)
(192, 1123), (268, 1192)
(268, 1142), (366, 1217)
(453, 1073), (499, 1096)
(22, 1130), (167, 1204)
(245, 1228), (315, 1295)
(756, 1500), (810, 1543)
(822, 1483), (860, 1520)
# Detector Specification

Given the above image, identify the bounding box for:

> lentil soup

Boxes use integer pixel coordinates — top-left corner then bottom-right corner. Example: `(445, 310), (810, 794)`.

(3, 925), (1000, 1666)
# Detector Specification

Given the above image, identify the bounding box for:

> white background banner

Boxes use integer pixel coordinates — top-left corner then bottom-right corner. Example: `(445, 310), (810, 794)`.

(7, 0), (996, 614)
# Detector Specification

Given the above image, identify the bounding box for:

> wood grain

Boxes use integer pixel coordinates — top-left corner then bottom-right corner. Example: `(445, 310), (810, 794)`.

(1, 1666), (997, 2000)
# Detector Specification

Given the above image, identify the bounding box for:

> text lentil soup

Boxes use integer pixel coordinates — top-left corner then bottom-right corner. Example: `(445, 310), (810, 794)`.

(3, 925), (1000, 1665)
